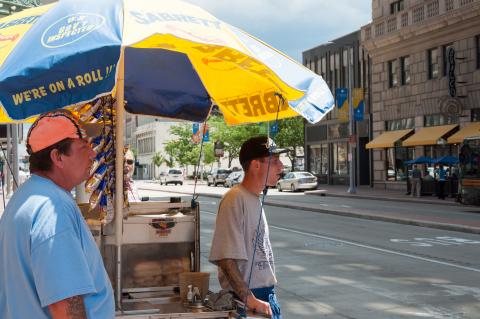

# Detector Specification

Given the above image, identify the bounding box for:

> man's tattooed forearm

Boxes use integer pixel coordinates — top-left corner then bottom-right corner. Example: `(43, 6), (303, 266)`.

(218, 259), (251, 301)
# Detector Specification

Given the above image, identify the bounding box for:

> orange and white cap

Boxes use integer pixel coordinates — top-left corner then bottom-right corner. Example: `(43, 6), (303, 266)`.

(27, 109), (102, 154)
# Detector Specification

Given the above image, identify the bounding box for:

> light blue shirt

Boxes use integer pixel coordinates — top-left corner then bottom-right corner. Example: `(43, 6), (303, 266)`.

(0, 174), (114, 318)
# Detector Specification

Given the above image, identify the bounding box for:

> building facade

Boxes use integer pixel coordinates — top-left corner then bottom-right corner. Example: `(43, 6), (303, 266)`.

(303, 31), (372, 186)
(361, 0), (480, 190)
(125, 113), (178, 180)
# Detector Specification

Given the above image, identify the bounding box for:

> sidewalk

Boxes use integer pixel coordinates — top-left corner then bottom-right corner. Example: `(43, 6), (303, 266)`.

(139, 180), (480, 235)
(305, 184), (460, 206)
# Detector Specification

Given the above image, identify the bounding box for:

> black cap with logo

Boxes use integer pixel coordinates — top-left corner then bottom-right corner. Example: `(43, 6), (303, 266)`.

(239, 136), (288, 167)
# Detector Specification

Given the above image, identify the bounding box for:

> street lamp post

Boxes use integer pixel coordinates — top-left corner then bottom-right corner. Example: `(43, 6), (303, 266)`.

(347, 46), (356, 194)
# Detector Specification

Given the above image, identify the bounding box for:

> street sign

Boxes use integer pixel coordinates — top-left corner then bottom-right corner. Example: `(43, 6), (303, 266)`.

(192, 123), (209, 143)
(214, 141), (224, 157)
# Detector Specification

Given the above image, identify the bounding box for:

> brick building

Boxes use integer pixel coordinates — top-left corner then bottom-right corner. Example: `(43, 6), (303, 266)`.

(361, 0), (480, 191)
(303, 32), (371, 186)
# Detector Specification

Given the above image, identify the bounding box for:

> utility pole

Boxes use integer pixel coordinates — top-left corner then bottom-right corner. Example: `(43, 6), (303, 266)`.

(347, 46), (356, 194)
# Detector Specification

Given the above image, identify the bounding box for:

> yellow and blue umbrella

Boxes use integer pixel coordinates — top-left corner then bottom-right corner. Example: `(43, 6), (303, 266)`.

(0, 0), (333, 124)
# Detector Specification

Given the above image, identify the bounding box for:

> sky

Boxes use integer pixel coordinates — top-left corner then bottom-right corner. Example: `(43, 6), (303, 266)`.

(187, 0), (372, 62)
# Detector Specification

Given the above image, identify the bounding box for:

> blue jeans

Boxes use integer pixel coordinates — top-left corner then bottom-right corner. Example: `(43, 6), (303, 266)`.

(237, 286), (281, 319)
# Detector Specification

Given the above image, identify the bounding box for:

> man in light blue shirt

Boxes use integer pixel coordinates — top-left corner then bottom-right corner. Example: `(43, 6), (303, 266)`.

(0, 109), (115, 318)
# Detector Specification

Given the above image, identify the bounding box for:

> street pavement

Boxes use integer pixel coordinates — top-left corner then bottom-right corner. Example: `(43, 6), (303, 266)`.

(136, 180), (480, 234)
(1, 179), (479, 234)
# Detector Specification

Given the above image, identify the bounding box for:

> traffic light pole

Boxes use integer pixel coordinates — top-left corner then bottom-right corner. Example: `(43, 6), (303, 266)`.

(347, 46), (356, 194)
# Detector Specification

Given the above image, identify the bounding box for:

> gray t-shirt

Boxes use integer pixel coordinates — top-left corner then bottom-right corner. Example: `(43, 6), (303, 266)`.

(209, 185), (277, 290)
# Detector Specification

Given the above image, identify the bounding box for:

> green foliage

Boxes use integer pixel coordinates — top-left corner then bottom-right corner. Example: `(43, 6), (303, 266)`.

(273, 116), (304, 170)
(208, 115), (259, 167)
(152, 152), (164, 168)
(164, 123), (216, 170)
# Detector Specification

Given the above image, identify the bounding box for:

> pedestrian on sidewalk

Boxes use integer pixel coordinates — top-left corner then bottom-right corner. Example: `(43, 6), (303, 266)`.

(436, 164), (447, 200)
(209, 136), (286, 319)
(410, 164), (422, 197)
(0, 109), (114, 319)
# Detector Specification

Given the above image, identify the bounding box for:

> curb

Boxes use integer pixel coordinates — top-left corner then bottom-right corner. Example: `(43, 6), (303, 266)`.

(304, 190), (461, 206)
(138, 186), (480, 235)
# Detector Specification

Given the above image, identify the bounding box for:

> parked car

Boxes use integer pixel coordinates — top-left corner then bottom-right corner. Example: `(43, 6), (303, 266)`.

(159, 168), (184, 185)
(276, 171), (318, 192)
(207, 168), (232, 186)
(224, 171), (244, 188)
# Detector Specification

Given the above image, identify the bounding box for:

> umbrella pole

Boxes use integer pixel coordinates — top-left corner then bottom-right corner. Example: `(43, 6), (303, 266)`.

(114, 49), (125, 310)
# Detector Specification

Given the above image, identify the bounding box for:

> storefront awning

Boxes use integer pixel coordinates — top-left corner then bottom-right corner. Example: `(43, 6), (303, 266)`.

(365, 129), (413, 149)
(402, 124), (458, 147)
(447, 122), (480, 144)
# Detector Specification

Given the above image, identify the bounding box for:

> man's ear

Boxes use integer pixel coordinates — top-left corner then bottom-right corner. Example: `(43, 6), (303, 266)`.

(49, 149), (64, 169)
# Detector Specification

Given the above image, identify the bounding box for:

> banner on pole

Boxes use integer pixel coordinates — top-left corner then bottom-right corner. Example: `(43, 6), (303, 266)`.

(335, 88), (349, 122)
(353, 88), (364, 121)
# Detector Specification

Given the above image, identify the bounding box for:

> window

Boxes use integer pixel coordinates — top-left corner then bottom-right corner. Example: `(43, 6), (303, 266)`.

(428, 48), (439, 79)
(386, 147), (414, 181)
(388, 59), (398, 87)
(332, 142), (348, 176)
(309, 144), (329, 175)
(476, 35), (480, 69)
(424, 114), (459, 127)
(329, 54), (335, 89)
(400, 56), (410, 85)
(320, 57), (327, 77)
(442, 43), (454, 76)
(390, 0), (404, 14)
(342, 49), (348, 87)
(314, 57), (318, 74)
(334, 53), (340, 89)
(472, 108), (480, 122)
(386, 118), (414, 131)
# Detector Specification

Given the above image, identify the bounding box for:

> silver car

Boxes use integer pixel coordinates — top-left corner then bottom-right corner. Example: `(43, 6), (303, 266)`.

(224, 171), (244, 188)
(276, 171), (317, 192)
(207, 168), (232, 186)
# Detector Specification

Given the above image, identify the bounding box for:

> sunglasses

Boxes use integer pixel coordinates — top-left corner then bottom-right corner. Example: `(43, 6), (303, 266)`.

(125, 159), (134, 165)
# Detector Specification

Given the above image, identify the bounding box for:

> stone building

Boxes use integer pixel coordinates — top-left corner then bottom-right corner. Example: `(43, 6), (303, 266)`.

(361, 0), (480, 190)
(303, 32), (371, 186)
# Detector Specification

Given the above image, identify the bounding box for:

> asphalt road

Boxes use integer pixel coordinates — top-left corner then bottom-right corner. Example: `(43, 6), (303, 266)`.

(139, 187), (480, 319)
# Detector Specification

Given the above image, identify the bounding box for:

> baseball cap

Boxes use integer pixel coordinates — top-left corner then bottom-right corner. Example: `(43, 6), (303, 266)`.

(239, 136), (288, 166)
(27, 108), (102, 154)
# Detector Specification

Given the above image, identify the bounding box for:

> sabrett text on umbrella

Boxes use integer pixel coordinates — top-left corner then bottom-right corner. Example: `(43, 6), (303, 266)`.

(0, 15), (39, 30)
(129, 11), (221, 30)
(220, 91), (289, 117)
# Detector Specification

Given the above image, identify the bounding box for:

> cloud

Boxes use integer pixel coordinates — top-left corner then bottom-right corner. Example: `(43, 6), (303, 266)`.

(185, 0), (371, 61)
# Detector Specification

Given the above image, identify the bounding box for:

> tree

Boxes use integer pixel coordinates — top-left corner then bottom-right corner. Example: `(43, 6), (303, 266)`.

(152, 152), (165, 178)
(274, 116), (305, 171)
(208, 115), (259, 167)
(164, 123), (216, 176)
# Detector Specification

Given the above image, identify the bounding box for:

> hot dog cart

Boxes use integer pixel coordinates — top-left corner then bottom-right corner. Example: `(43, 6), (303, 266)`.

(73, 95), (236, 318)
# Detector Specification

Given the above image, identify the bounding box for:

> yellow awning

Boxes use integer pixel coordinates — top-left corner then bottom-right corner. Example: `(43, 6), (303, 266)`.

(447, 122), (480, 144)
(402, 124), (458, 147)
(365, 129), (413, 149)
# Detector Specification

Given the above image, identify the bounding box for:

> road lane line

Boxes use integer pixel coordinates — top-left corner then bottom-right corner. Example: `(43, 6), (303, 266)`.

(268, 225), (480, 273)
(202, 210), (480, 273)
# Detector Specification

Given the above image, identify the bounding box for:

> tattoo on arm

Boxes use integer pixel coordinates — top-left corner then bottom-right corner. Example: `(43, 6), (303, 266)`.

(65, 296), (87, 319)
(217, 259), (252, 302)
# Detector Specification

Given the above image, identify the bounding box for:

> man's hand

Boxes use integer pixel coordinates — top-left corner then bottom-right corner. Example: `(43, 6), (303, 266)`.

(217, 259), (272, 317)
(247, 294), (272, 317)
(48, 295), (87, 319)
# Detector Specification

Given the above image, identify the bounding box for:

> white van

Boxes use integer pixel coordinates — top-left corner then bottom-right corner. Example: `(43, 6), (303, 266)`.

(159, 168), (184, 185)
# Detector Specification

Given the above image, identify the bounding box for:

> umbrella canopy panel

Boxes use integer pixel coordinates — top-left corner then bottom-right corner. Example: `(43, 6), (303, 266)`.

(0, 0), (334, 124)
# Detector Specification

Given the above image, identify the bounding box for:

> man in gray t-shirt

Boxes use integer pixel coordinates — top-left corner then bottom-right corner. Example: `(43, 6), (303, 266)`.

(209, 136), (286, 318)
